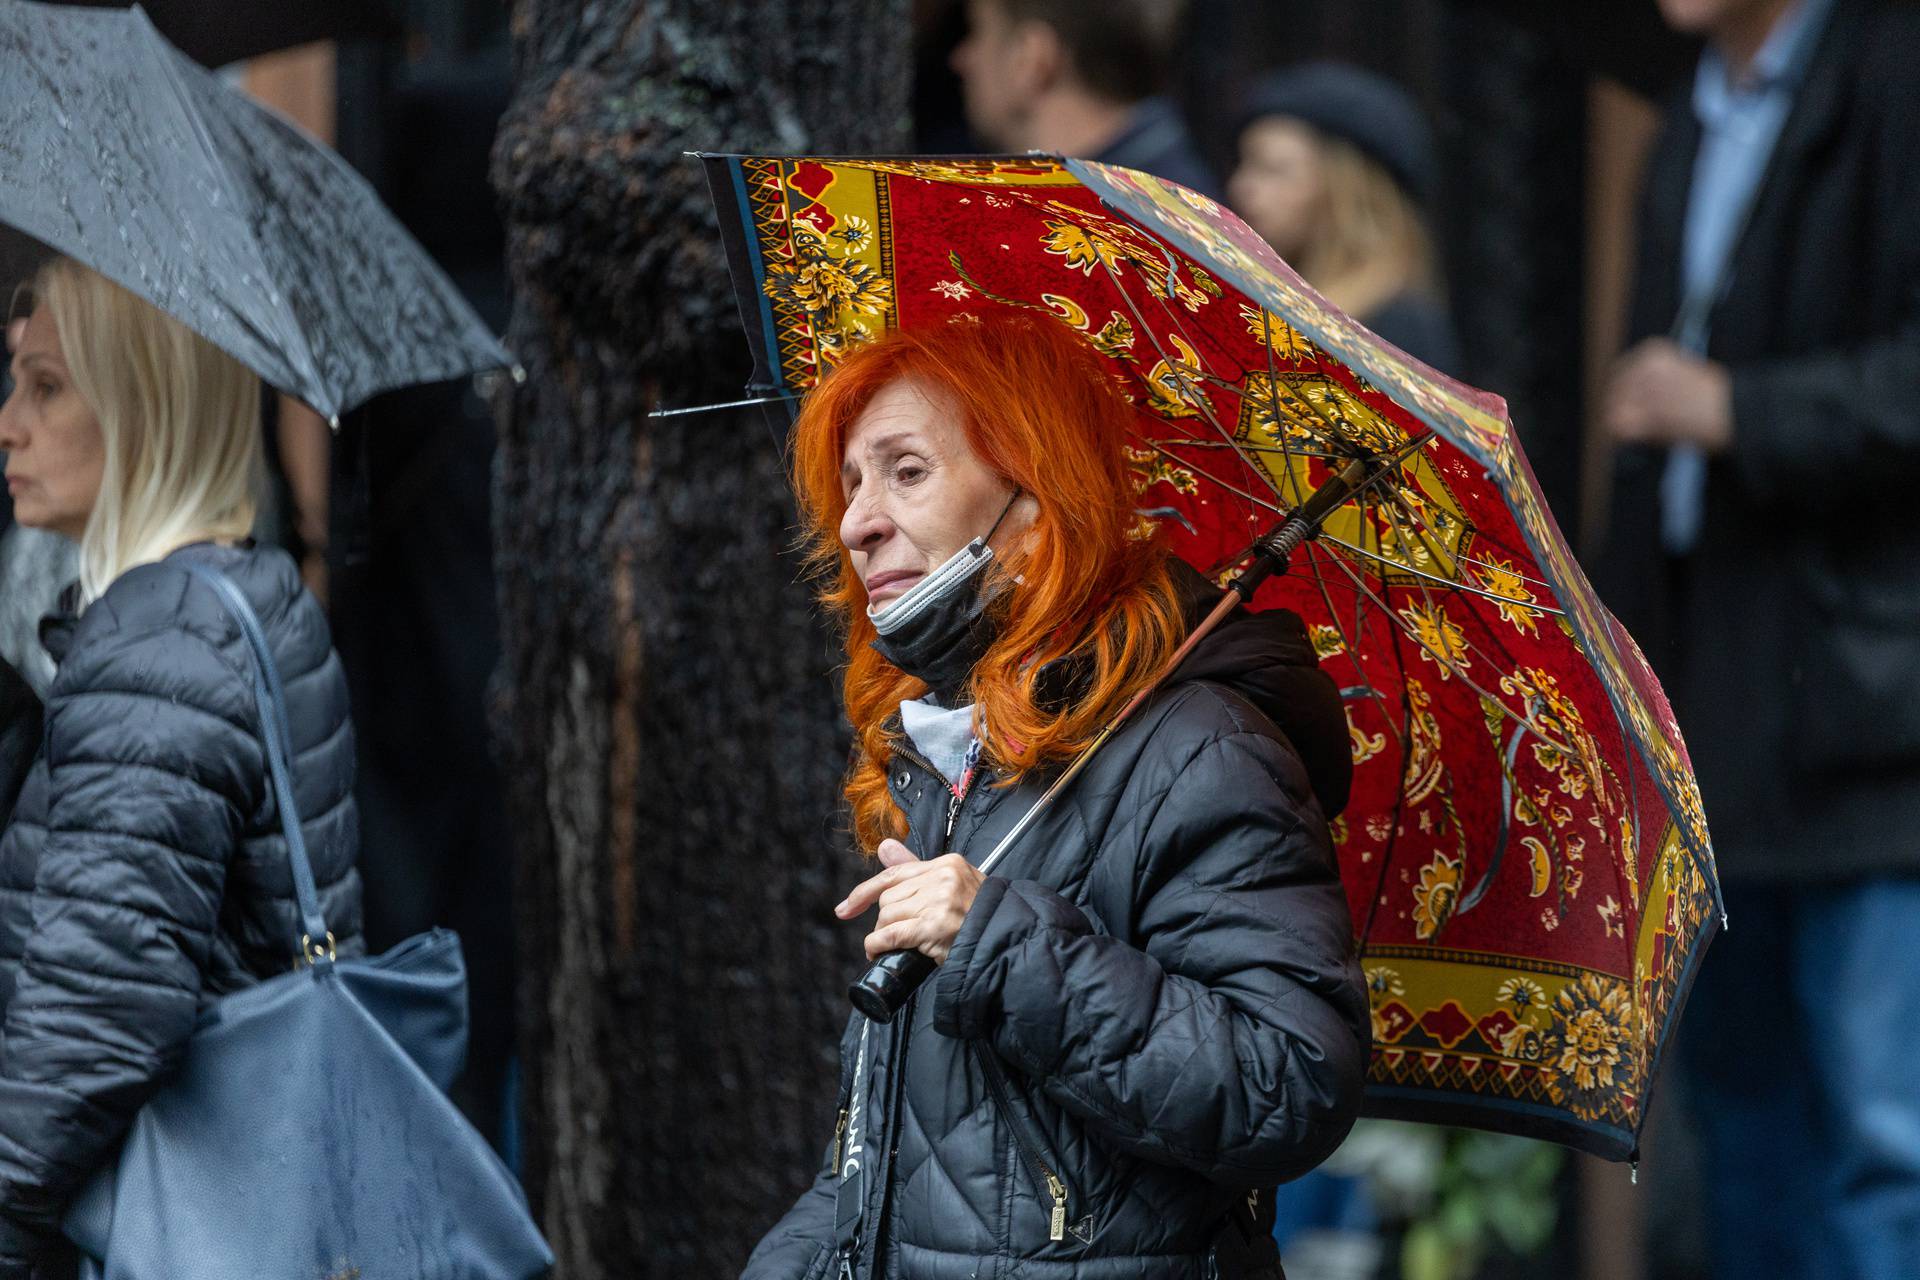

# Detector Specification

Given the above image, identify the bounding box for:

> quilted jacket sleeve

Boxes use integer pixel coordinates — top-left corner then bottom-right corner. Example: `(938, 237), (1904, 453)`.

(0, 613), (260, 1273)
(932, 717), (1369, 1186)
(738, 1140), (839, 1280)
(0, 657), (37, 836)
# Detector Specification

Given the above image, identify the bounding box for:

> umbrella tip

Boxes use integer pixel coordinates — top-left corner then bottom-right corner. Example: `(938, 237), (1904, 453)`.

(511, 364), (528, 385)
(327, 413), (341, 434)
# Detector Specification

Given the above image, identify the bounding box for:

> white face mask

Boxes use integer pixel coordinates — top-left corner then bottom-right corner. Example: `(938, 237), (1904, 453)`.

(863, 488), (1023, 698)
(867, 538), (994, 637)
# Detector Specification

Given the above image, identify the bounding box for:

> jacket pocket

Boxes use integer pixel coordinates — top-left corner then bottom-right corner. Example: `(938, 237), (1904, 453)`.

(973, 1045), (1080, 1246)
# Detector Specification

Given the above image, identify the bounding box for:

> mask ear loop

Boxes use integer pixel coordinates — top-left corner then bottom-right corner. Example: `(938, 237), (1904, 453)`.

(982, 487), (1022, 553)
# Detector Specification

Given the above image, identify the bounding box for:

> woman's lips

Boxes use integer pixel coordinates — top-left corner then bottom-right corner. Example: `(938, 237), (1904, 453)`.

(865, 570), (923, 603)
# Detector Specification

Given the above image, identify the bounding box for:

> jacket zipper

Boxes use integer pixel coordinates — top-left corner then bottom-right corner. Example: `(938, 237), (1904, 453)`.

(974, 1045), (1073, 1243)
(895, 735), (1073, 1242)
(889, 738), (952, 793)
(897, 734), (1072, 1243)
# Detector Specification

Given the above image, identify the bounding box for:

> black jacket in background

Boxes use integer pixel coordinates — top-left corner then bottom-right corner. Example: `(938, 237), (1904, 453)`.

(1095, 96), (1223, 203)
(1596, 0), (1920, 884)
(743, 563), (1368, 1279)
(0, 659), (35, 838)
(0, 545), (362, 1273)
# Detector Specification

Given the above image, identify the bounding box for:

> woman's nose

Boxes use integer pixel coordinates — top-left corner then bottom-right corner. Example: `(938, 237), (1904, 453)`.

(0, 391), (23, 451)
(839, 494), (892, 552)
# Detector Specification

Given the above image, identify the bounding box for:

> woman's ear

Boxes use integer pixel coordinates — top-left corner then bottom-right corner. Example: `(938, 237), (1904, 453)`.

(994, 488), (1042, 556)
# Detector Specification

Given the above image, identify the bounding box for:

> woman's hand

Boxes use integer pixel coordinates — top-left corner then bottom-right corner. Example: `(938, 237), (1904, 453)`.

(836, 839), (985, 964)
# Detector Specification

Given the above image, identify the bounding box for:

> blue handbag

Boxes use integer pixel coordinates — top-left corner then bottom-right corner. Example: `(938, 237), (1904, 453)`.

(62, 563), (553, 1280)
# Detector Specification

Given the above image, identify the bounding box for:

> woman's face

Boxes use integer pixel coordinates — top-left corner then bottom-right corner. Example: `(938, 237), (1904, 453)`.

(1227, 117), (1328, 263)
(838, 378), (1034, 611)
(0, 306), (105, 540)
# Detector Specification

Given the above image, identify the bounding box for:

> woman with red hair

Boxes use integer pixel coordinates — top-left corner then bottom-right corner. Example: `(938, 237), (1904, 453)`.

(745, 314), (1368, 1280)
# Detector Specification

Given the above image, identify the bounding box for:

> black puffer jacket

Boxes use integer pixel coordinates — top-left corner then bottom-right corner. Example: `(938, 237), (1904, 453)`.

(744, 567), (1369, 1280)
(0, 544), (362, 1273)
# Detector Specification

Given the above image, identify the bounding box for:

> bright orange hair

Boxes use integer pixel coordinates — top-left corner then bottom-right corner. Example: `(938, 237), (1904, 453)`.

(791, 313), (1189, 852)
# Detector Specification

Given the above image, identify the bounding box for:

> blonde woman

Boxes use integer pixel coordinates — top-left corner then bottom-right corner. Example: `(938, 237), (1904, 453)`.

(1227, 61), (1460, 373)
(0, 259), (361, 1278)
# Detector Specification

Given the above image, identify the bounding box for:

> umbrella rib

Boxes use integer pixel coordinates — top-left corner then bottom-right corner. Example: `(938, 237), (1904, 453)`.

(1298, 538), (1407, 754)
(1097, 256), (1298, 510)
(1147, 435), (1570, 616)
(1375, 458), (1562, 594)
(148, 40), (325, 412)
(1368, 489), (1565, 740)
(1365, 490), (1643, 925)
(1253, 304), (1325, 514)
(1163, 437), (1351, 462)
(1356, 576), (1419, 947)
(1364, 452), (1562, 593)
(1324, 499), (1577, 755)
(1132, 439), (1287, 514)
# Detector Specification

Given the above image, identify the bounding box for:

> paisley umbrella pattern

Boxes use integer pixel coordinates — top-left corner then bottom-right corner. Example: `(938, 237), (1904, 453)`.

(704, 153), (1721, 1161)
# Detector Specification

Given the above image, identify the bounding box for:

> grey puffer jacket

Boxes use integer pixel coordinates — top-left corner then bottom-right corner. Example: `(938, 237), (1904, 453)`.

(744, 566), (1369, 1280)
(0, 544), (362, 1274)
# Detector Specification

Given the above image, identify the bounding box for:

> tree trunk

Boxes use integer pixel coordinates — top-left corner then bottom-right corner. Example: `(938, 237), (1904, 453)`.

(489, 6), (910, 1273)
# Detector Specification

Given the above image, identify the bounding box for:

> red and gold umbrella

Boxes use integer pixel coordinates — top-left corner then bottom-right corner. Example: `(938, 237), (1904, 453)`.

(702, 153), (1720, 1162)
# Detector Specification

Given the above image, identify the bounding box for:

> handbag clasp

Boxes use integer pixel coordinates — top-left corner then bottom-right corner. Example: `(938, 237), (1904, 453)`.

(298, 931), (338, 967)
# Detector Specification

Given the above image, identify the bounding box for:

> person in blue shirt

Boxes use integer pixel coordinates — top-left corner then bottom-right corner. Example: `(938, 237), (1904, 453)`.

(1597, 1), (1920, 1276)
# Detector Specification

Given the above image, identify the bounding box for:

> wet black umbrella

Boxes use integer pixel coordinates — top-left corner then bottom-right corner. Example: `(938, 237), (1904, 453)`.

(0, 0), (511, 421)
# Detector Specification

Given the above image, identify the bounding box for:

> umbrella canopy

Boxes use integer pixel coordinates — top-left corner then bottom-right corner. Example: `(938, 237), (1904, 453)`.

(0, 0), (509, 421)
(703, 152), (1721, 1162)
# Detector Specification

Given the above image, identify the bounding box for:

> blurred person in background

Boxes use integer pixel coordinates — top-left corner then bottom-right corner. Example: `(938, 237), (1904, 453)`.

(949, 0), (1220, 199)
(1227, 62), (1459, 373)
(1596, 0), (1920, 1276)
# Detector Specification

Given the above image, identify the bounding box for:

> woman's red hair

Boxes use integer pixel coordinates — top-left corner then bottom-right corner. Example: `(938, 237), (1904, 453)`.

(792, 313), (1188, 853)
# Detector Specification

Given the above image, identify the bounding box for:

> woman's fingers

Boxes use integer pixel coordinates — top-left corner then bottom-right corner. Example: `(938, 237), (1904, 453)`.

(836, 855), (935, 918)
(860, 855), (984, 962)
(875, 838), (916, 867)
(864, 917), (953, 964)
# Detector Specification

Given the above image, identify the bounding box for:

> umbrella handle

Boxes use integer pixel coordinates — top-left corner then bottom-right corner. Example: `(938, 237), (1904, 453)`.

(848, 949), (936, 1024)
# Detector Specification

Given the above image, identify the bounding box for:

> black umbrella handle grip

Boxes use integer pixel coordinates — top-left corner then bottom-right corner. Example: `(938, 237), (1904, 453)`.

(849, 949), (936, 1023)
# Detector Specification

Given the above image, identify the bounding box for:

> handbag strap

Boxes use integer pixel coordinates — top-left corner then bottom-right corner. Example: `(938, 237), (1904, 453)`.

(182, 561), (333, 961)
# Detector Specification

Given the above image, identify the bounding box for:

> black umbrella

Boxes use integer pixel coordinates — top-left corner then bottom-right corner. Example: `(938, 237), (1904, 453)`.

(69, 0), (397, 69)
(0, 0), (510, 421)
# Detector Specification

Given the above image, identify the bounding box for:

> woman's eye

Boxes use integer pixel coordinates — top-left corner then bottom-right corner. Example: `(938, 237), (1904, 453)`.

(893, 463), (925, 484)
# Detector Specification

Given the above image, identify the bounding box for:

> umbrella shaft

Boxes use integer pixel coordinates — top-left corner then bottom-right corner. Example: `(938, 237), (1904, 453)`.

(976, 589), (1242, 877)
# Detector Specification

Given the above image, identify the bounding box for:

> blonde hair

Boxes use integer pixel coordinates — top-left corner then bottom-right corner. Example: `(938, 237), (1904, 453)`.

(33, 260), (261, 603)
(1294, 134), (1440, 321)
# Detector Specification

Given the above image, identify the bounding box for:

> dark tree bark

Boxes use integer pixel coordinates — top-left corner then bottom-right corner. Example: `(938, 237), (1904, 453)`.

(489, 6), (910, 1274)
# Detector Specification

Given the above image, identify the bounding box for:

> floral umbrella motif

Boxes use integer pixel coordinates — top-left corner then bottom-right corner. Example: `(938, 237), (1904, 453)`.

(701, 153), (1721, 1161)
